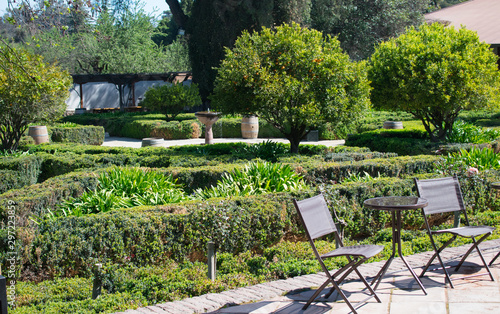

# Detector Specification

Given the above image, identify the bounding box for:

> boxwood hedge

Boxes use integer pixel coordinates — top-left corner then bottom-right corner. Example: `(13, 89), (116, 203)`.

(49, 126), (105, 145)
(3, 168), (499, 280)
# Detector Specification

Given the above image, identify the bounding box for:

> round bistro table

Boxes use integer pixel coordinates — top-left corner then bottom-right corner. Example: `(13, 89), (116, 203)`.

(364, 196), (428, 295)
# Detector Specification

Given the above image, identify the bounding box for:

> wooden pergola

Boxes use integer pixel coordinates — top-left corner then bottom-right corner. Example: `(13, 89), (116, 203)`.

(71, 72), (192, 109)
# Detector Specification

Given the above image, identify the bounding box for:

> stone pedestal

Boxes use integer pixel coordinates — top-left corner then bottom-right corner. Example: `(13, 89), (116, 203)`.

(195, 112), (220, 144)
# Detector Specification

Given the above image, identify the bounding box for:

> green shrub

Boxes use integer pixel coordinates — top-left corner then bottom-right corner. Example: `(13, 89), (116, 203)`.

(61, 112), (284, 140)
(32, 151), (173, 182)
(232, 140), (289, 162)
(57, 167), (189, 217)
(141, 83), (202, 121)
(12, 291), (147, 314)
(447, 120), (500, 144)
(118, 119), (202, 140)
(25, 195), (291, 278)
(3, 167), (499, 281)
(299, 155), (439, 183)
(0, 171), (100, 228)
(345, 130), (439, 155)
(441, 147), (500, 172)
(203, 117), (239, 138)
(0, 154), (43, 193)
(49, 126), (105, 145)
(194, 162), (307, 199)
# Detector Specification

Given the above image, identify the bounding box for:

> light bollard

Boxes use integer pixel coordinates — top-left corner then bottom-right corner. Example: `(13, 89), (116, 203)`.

(0, 275), (7, 314)
(207, 241), (216, 281)
(92, 263), (103, 300)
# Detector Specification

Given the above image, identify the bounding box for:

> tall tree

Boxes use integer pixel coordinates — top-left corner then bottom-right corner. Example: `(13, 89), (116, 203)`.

(0, 44), (72, 150)
(212, 23), (370, 153)
(311, 0), (428, 60)
(369, 23), (500, 141)
(165, 0), (311, 100)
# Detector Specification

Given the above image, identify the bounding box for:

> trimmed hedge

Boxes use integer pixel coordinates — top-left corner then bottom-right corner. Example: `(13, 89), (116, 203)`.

(49, 126), (105, 145)
(23, 194), (292, 278)
(0, 155), (439, 229)
(0, 155), (43, 194)
(0, 171), (100, 228)
(296, 155), (439, 184)
(5, 170), (500, 280)
(119, 119), (202, 140)
(346, 130), (440, 155)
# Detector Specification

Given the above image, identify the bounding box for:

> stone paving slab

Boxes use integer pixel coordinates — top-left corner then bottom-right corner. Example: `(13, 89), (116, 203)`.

(118, 239), (500, 314)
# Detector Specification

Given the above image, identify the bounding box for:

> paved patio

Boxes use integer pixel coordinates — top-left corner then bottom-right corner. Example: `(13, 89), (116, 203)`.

(117, 239), (500, 314)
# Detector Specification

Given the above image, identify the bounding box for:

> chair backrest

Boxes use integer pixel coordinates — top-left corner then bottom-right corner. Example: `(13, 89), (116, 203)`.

(414, 176), (466, 215)
(293, 194), (337, 240)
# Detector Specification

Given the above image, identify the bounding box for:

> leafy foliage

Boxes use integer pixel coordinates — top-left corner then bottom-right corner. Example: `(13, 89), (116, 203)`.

(22, 7), (190, 74)
(185, 0), (309, 99)
(0, 45), (72, 150)
(369, 23), (500, 141)
(212, 23), (370, 153)
(194, 161), (307, 199)
(233, 140), (290, 162)
(56, 167), (189, 216)
(141, 83), (202, 121)
(441, 147), (500, 172)
(446, 120), (500, 144)
(311, 0), (428, 60)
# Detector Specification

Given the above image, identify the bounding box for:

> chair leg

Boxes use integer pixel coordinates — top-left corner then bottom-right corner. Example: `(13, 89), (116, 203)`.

(420, 236), (455, 278)
(454, 234), (494, 281)
(455, 234), (490, 270)
(490, 251), (500, 266)
(434, 246), (455, 288)
(423, 234), (455, 288)
(303, 278), (332, 310)
(303, 276), (358, 314)
(324, 260), (360, 299)
(353, 265), (382, 303)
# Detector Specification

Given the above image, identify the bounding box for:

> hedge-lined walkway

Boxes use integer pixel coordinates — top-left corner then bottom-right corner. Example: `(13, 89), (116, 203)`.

(101, 136), (346, 148)
(117, 239), (500, 314)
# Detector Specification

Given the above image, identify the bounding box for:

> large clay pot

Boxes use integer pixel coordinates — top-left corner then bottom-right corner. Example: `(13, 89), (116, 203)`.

(241, 115), (259, 139)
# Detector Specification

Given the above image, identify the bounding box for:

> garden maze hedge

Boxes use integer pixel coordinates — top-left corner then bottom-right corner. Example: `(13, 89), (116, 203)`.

(3, 148), (499, 281)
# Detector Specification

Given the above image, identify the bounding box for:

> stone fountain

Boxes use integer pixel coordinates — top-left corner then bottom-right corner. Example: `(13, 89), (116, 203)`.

(195, 111), (220, 144)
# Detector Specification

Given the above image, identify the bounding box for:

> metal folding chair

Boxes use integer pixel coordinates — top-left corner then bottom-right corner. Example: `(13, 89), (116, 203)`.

(414, 176), (495, 288)
(293, 194), (383, 313)
(490, 251), (500, 266)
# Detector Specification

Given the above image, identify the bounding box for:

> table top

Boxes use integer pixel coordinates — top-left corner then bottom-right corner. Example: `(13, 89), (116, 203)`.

(364, 196), (428, 211)
(491, 182), (500, 190)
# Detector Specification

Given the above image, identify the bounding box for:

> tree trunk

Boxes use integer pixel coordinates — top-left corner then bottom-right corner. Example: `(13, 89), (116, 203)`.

(165, 0), (188, 29)
(286, 126), (307, 154)
(289, 137), (301, 154)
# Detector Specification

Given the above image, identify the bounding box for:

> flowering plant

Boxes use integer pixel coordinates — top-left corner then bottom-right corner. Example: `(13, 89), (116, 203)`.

(466, 167), (479, 177)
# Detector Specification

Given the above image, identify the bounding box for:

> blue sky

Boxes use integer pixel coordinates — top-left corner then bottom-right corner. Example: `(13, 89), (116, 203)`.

(0, 0), (170, 18)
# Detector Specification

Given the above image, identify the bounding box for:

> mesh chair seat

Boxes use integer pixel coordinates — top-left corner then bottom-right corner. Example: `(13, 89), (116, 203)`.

(322, 245), (383, 259)
(293, 194), (382, 313)
(433, 225), (495, 238)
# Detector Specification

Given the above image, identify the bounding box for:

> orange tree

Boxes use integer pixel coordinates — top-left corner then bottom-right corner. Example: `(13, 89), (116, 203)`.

(142, 83), (202, 121)
(0, 45), (72, 151)
(369, 23), (500, 142)
(211, 23), (371, 153)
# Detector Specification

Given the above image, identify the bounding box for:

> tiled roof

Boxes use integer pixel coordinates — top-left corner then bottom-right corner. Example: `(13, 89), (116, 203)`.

(425, 0), (500, 45)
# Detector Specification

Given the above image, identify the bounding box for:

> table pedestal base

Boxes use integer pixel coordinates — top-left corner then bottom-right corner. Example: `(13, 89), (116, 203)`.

(371, 211), (427, 295)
